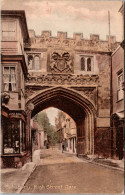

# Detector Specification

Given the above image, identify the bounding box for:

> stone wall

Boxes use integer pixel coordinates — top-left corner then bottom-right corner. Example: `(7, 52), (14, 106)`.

(94, 127), (111, 158)
(112, 45), (124, 114)
(28, 30), (118, 52)
(25, 30), (120, 158)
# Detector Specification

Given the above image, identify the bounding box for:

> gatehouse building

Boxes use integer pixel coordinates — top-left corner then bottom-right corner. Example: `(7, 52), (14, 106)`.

(1, 10), (124, 168)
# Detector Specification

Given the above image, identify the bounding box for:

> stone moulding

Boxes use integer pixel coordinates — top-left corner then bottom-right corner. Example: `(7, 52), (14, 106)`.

(25, 74), (99, 86)
(25, 86), (97, 111)
(25, 86), (97, 118)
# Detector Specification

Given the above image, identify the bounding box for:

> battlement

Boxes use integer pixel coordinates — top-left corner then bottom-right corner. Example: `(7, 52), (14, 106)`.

(28, 30), (117, 43)
(27, 30), (120, 52)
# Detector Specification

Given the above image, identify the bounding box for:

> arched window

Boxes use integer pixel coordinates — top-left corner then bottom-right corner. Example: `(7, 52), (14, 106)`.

(81, 57), (85, 71)
(28, 55), (33, 70)
(87, 58), (91, 71)
(34, 56), (40, 70)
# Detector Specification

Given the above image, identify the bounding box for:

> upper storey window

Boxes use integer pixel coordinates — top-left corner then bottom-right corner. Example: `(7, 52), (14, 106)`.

(87, 58), (91, 71)
(28, 55), (33, 70)
(3, 66), (16, 91)
(80, 56), (93, 72)
(34, 56), (40, 70)
(81, 57), (85, 71)
(2, 20), (16, 41)
(117, 70), (123, 101)
(27, 54), (40, 70)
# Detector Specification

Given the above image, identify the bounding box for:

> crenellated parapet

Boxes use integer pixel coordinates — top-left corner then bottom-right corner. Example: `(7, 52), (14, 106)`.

(27, 30), (119, 52)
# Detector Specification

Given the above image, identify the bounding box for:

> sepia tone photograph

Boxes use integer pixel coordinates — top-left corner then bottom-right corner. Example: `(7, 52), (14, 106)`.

(0, 0), (124, 194)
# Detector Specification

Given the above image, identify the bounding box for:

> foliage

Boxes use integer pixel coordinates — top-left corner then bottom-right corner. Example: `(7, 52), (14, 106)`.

(56, 110), (66, 129)
(37, 111), (57, 146)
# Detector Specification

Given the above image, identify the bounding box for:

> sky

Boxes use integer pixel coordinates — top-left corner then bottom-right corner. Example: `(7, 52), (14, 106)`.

(1, 0), (123, 41)
(44, 107), (59, 125)
(1, 0), (123, 124)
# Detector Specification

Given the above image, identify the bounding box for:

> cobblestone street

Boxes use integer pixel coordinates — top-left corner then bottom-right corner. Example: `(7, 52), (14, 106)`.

(21, 148), (124, 194)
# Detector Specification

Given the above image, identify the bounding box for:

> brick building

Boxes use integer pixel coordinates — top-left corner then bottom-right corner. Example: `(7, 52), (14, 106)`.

(111, 4), (124, 160)
(111, 42), (124, 160)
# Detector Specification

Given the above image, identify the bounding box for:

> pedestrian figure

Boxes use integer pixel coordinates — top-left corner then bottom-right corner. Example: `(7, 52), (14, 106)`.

(62, 143), (65, 153)
(46, 142), (49, 149)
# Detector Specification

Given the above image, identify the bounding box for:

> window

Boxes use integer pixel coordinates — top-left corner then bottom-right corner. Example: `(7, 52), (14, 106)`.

(2, 21), (16, 40)
(80, 56), (93, 72)
(81, 57), (85, 71)
(28, 55), (33, 70)
(27, 54), (41, 70)
(87, 58), (91, 71)
(34, 56), (40, 70)
(3, 119), (26, 154)
(20, 121), (26, 152)
(3, 120), (20, 154)
(3, 66), (16, 91)
(117, 71), (123, 101)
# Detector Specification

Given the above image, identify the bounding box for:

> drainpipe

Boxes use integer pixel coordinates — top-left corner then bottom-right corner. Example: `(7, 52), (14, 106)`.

(27, 103), (34, 162)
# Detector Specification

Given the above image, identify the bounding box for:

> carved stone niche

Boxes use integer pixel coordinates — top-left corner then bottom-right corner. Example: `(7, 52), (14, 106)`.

(49, 51), (73, 73)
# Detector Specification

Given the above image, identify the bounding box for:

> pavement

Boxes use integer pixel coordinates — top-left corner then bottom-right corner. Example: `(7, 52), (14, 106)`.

(91, 157), (124, 171)
(0, 149), (41, 193)
(0, 148), (124, 194)
(62, 150), (124, 172)
(1, 162), (36, 193)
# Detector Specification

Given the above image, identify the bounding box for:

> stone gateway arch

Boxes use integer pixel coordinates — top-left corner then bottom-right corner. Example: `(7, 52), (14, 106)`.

(26, 87), (96, 156)
(24, 30), (118, 159)
(1, 10), (120, 167)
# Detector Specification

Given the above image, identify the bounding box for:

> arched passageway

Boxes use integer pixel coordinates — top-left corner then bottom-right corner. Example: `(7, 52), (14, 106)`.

(26, 87), (96, 156)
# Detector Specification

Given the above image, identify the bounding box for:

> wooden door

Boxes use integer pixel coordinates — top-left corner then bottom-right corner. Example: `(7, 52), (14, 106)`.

(116, 126), (123, 160)
(77, 120), (85, 155)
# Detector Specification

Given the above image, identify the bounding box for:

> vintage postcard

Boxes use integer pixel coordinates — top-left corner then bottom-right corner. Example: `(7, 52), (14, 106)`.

(1, 0), (124, 194)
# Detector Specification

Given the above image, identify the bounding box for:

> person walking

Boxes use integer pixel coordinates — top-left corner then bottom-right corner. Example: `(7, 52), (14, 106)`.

(62, 142), (65, 153)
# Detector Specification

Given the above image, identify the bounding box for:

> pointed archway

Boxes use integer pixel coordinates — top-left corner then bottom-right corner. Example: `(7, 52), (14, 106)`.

(26, 87), (96, 156)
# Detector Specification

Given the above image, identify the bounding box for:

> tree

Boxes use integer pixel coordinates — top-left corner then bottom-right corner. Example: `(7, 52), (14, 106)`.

(56, 110), (66, 129)
(37, 111), (57, 146)
(37, 111), (50, 133)
(50, 128), (58, 146)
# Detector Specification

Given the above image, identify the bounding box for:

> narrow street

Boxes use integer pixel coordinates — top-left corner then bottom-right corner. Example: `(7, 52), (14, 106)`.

(21, 148), (124, 194)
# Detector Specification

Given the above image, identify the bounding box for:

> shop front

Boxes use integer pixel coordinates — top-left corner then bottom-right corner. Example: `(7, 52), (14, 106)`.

(1, 110), (30, 168)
